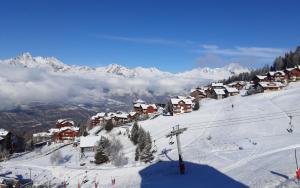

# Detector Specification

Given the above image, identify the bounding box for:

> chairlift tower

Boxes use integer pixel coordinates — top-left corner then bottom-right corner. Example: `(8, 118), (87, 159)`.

(166, 124), (187, 174)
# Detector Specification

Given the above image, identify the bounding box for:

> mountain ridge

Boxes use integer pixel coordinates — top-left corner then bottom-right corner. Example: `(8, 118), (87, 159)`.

(0, 52), (250, 79)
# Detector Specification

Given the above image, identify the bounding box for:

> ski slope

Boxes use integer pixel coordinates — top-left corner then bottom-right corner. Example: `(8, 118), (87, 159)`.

(1, 82), (300, 187)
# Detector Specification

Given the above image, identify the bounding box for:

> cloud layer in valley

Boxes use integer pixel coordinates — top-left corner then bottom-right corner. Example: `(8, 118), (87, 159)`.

(0, 62), (211, 110)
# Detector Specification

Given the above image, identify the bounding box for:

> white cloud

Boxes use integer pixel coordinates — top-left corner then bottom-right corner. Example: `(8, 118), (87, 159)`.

(198, 45), (287, 58)
(0, 63), (210, 110)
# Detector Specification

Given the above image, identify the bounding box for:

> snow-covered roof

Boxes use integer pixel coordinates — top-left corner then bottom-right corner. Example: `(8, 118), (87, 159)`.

(225, 87), (239, 93)
(227, 81), (246, 86)
(256, 75), (267, 80)
(33, 132), (51, 137)
(48, 128), (60, 134)
(80, 136), (101, 148)
(49, 127), (79, 134)
(134, 103), (141, 108)
(0, 129), (9, 136)
(129, 111), (138, 116)
(115, 113), (129, 119)
(60, 126), (79, 132)
(269, 71), (285, 76)
(140, 104), (148, 110)
(171, 98), (193, 105)
(177, 96), (188, 99)
(149, 104), (157, 109)
(212, 82), (224, 87)
(134, 103), (157, 110)
(57, 119), (75, 125)
(286, 67), (296, 72)
(258, 82), (285, 88)
(191, 88), (207, 94)
(107, 112), (116, 117)
(91, 112), (106, 120)
(213, 89), (226, 95)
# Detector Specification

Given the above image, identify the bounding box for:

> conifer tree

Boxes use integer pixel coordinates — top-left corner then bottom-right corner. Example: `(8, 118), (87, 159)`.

(130, 121), (139, 145)
(95, 148), (109, 164)
(139, 131), (154, 163)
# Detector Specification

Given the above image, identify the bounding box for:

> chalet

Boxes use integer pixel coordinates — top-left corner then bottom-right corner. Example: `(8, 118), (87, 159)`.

(56, 119), (75, 129)
(0, 129), (12, 154)
(113, 112), (130, 124)
(170, 98), (193, 115)
(256, 82), (285, 93)
(146, 104), (157, 114)
(212, 89), (226, 100)
(267, 71), (287, 82)
(90, 112), (106, 127)
(53, 126), (79, 142)
(285, 67), (300, 81)
(128, 111), (139, 121)
(134, 103), (157, 115)
(79, 136), (101, 157)
(133, 103), (144, 114)
(227, 81), (245, 90)
(190, 87), (207, 99)
(224, 86), (239, 97)
(253, 75), (269, 85)
(206, 83), (225, 98)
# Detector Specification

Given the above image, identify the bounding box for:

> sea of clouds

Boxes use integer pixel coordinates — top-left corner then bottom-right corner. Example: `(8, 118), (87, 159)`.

(0, 63), (210, 110)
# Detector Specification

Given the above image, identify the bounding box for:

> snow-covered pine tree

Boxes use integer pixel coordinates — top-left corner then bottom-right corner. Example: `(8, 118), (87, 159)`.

(137, 127), (147, 152)
(94, 136), (110, 164)
(130, 121), (139, 145)
(95, 148), (109, 164)
(139, 131), (154, 163)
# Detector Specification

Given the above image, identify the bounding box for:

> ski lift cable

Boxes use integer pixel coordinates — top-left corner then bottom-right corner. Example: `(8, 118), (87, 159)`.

(189, 113), (300, 130)
(151, 110), (300, 141)
(187, 114), (300, 131)
(186, 112), (300, 129)
(151, 113), (300, 142)
(183, 108), (300, 127)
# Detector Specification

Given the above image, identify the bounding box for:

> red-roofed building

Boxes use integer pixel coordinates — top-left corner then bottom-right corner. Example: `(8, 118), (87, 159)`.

(55, 119), (75, 129)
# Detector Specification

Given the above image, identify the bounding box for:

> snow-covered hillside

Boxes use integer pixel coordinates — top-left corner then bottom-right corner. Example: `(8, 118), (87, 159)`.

(0, 53), (249, 110)
(1, 82), (300, 187)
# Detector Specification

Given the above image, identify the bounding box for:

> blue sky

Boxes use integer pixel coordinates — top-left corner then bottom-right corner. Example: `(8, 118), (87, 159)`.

(0, 0), (299, 72)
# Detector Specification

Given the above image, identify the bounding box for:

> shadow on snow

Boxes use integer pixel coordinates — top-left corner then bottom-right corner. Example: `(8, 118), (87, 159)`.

(139, 161), (248, 188)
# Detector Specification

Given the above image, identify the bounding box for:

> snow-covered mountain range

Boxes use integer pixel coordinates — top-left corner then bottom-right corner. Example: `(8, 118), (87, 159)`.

(0, 53), (249, 110)
(2, 52), (249, 79)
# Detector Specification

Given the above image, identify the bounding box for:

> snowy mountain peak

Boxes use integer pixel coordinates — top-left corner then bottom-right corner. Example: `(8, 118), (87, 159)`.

(105, 64), (131, 75)
(3, 52), (69, 72)
(17, 52), (33, 59)
(0, 53), (249, 80)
